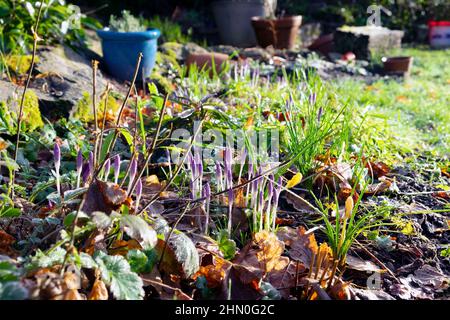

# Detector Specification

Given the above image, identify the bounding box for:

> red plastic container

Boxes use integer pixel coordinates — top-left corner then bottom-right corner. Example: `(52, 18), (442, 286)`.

(428, 21), (450, 48)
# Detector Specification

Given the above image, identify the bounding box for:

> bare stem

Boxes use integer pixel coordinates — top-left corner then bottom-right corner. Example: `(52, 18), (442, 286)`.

(128, 94), (168, 196)
(92, 60), (99, 168)
(11, 2), (45, 200)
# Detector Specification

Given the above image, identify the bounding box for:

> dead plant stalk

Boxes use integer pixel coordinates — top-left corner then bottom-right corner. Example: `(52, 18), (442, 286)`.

(11, 1), (45, 200)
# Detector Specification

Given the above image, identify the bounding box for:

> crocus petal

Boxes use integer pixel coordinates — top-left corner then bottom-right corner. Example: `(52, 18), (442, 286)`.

(76, 149), (83, 173)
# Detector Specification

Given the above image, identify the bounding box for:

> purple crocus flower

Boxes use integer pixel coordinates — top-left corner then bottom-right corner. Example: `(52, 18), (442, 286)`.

(215, 162), (223, 192)
(113, 154), (121, 184)
(53, 143), (61, 171)
(272, 176), (283, 230)
(309, 93), (317, 106)
(54, 143), (61, 195)
(258, 187), (264, 231)
(82, 162), (90, 184)
(317, 106), (323, 124)
(202, 182), (211, 235)
(127, 157), (138, 193)
(135, 178), (143, 212)
(76, 149), (83, 173)
(76, 149), (83, 188)
(265, 175), (275, 230)
(103, 158), (110, 181)
(88, 151), (94, 178)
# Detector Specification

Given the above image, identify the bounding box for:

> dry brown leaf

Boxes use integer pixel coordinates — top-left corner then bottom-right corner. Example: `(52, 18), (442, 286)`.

(193, 256), (229, 289)
(254, 231), (289, 273)
(0, 229), (16, 256)
(268, 261), (306, 299)
(364, 179), (392, 196)
(81, 180), (130, 215)
(88, 278), (109, 300)
(346, 255), (382, 273)
(288, 227), (318, 266)
(61, 289), (85, 300)
(366, 161), (390, 178)
(108, 239), (142, 256)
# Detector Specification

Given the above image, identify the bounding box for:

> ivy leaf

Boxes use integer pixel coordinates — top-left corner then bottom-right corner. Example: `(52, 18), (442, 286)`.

(95, 252), (144, 300)
(121, 215), (157, 250)
(0, 282), (28, 300)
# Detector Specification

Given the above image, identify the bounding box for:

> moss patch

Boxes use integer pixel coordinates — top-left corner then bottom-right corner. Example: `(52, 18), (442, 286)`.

(5, 55), (39, 75)
(72, 91), (120, 123)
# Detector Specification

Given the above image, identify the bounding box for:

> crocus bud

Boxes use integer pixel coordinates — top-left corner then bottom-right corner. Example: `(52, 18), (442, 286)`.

(88, 151), (94, 177)
(127, 157), (137, 193)
(103, 158), (110, 181)
(113, 154), (120, 184)
(344, 196), (354, 220)
(215, 162), (223, 192)
(135, 178), (143, 212)
(274, 176), (282, 202)
(203, 182), (211, 199)
(224, 147), (232, 166)
(239, 148), (247, 166)
(135, 177), (142, 199)
(54, 143), (61, 171)
(76, 149), (83, 174)
(130, 157), (137, 180)
(317, 106), (323, 124)
(309, 93), (317, 106)
(82, 162), (90, 183)
(268, 175), (274, 200)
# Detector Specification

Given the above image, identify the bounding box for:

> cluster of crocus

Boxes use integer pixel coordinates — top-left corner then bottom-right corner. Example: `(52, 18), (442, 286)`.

(246, 164), (282, 233)
(126, 157), (137, 194)
(233, 62), (250, 82)
(202, 182), (211, 235)
(187, 150), (203, 201)
(223, 147), (234, 234)
(187, 149), (208, 232)
(64, 147), (144, 212)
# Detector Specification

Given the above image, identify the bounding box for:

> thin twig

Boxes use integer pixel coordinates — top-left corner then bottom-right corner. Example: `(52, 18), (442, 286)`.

(102, 53), (143, 164)
(11, 1), (45, 200)
(128, 94), (168, 196)
(92, 60), (99, 167)
(97, 82), (111, 166)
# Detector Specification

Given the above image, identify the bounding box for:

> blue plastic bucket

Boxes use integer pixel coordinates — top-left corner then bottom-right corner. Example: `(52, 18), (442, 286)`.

(97, 28), (160, 81)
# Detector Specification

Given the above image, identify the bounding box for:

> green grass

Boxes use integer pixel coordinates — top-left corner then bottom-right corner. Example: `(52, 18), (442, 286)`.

(333, 47), (450, 164)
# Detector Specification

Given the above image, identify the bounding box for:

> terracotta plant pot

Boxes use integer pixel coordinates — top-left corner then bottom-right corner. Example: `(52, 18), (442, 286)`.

(382, 56), (413, 75)
(251, 15), (302, 49)
(186, 52), (230, 74)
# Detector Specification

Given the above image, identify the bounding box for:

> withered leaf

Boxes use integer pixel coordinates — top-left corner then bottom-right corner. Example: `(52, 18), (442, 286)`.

(156, 231), (200, 279)
(346, 255), (382, 273)
(267, 261), (306, 299)
(366, 161), (390, 179)
(285, 227), (318, 266)
(88, 278), (109, 300)
(82, 180), (130, 215)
